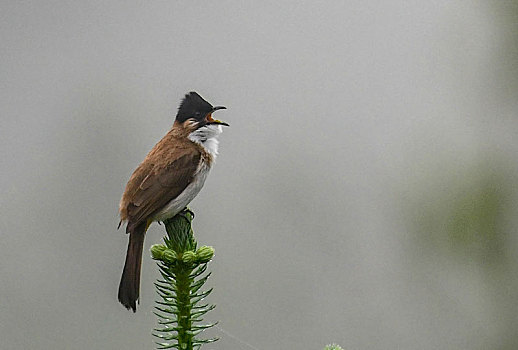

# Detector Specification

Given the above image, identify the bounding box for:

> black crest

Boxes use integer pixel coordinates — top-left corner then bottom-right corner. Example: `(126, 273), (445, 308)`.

(176, 92), (214, 123)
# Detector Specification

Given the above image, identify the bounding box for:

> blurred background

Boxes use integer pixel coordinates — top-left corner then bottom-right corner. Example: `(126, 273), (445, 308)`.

(1, 1), (517, 349)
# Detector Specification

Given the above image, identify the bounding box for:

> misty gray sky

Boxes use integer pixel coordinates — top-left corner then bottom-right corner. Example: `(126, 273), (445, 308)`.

(1, 1), (517, 349)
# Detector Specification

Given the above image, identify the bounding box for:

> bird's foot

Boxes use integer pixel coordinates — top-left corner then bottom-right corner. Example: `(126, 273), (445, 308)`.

(178, 207), (195, 220)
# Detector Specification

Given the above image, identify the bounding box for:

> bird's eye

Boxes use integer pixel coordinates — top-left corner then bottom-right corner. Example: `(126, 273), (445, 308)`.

(194, 112), (201, 118)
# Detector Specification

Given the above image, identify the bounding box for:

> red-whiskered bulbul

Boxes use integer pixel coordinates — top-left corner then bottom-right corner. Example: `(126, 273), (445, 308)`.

(118, 91), (228, 312)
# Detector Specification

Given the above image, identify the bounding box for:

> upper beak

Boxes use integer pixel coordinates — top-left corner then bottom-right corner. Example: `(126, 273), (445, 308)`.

(207, 106), (229, 126)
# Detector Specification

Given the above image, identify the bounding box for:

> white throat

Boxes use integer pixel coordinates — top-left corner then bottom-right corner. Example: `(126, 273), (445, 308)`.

(188, 124), (223, 158)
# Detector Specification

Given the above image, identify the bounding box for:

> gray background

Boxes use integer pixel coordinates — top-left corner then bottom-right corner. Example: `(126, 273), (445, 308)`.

(1, 1), (518, 349)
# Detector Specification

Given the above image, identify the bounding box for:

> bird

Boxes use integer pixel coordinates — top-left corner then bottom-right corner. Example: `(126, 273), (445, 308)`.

(117, 91), (228, 312)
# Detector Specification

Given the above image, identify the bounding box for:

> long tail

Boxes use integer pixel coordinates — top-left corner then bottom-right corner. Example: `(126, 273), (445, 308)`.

(118, 221), (147, 312)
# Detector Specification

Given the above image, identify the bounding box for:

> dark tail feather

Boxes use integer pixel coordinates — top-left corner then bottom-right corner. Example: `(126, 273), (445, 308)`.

(118, 222), (147, 312)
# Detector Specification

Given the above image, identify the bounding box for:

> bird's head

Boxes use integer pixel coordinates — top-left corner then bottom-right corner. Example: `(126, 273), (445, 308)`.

(176, 92), (229, 130)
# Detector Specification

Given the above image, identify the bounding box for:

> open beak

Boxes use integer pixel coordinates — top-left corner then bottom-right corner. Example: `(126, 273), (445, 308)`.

(206, 106), (229, 126)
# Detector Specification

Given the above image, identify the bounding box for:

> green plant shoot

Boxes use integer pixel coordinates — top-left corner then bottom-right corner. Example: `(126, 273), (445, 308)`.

(150, 211), (217, 350)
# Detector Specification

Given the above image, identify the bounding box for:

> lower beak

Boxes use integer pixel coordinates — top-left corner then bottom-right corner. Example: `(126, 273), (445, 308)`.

(208, 106), (229, 126)
(212, 120), (229, 126)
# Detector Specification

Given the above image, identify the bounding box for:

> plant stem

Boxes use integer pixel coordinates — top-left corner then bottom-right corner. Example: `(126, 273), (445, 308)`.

(175, 261), (193, 349)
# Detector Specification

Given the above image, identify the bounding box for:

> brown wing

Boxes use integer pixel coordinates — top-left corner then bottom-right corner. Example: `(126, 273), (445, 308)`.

(124, 150), (201, 230)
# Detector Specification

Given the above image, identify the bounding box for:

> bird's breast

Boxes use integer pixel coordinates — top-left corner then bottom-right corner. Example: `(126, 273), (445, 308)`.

(152, 161), (211, 222)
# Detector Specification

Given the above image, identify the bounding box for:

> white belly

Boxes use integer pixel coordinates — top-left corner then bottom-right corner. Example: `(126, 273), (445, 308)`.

(152, 163), (210, 222)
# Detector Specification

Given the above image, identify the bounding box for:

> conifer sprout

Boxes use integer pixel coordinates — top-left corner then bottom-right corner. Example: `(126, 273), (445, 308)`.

(152, 211), (217, 350)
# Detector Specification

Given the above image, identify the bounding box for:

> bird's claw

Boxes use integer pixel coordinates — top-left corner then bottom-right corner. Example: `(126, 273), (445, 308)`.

(179, 207), (195, 220)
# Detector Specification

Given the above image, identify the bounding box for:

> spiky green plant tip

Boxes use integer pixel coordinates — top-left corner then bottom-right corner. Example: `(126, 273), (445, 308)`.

(152, 210), (217, 350)
(324, 344), (344, 350)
